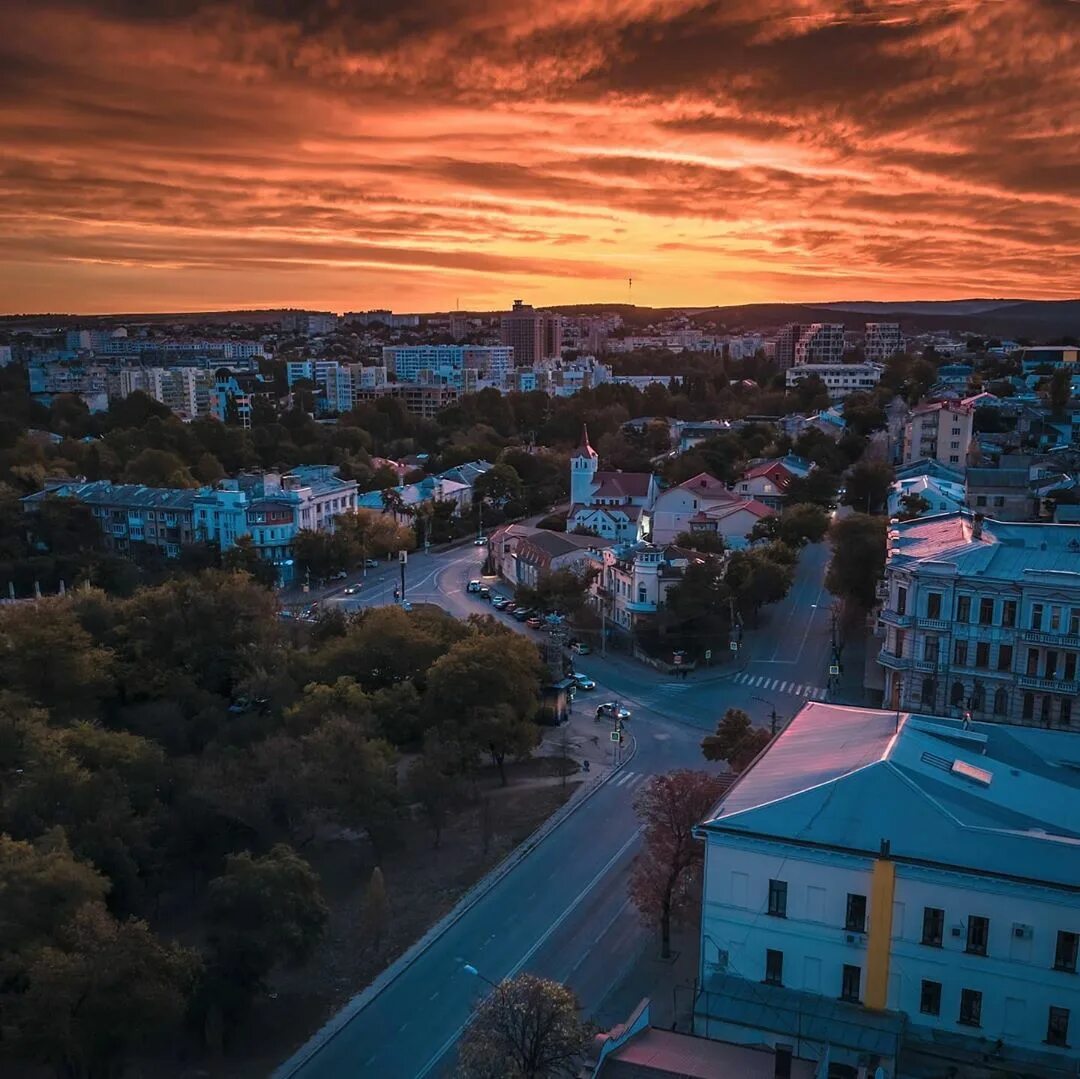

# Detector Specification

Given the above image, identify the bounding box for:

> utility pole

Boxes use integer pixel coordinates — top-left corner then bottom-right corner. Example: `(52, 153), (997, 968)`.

(399, 549), (407, 605)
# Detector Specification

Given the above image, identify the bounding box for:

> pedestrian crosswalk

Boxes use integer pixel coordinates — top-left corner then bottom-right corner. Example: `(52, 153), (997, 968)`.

(732, 673), (828, 699)
(611, 769), (649, 790)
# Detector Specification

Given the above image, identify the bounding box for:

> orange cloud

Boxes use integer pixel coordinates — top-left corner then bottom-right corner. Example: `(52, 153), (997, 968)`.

(0, 0), (1076, 313)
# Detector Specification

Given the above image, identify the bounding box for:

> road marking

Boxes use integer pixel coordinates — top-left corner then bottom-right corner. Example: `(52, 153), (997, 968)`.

(414, 826), (644, 1078)
(429, 991), (440, 1001)
(568, 896), (633, 979)
(614, 771), (635, 787)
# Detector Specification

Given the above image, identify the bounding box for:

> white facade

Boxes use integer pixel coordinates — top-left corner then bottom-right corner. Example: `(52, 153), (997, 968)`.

(381, 345), (514, 385)
(698, 702), (1080, 1076)
(587, 541), (700, 633)
(786, 361), (883, 400)
(286, 359), (388, 412)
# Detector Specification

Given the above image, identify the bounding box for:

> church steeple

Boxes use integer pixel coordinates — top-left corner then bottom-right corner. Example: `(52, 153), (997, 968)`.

(570, 424), (599, 506)
(575, 424), (598, 460)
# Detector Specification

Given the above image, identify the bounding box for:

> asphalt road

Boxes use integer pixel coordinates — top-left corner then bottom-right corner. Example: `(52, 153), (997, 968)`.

(279, 540), (838, 1078)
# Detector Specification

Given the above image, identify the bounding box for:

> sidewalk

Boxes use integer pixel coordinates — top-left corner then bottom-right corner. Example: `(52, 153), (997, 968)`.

(536, 706), (633, 780)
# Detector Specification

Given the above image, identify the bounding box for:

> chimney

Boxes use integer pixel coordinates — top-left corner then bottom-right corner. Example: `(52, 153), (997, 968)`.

(972, 513), (984, 540)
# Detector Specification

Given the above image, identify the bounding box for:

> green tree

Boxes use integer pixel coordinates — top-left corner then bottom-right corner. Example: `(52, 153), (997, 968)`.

(203, 844), (328, 1021)
(777, 503), (829, 547)
(1045, 366), (1072, 419)
(408, 751), (461, 848)
(335, 507), (415, 562)
(473, 462), (525, 509)
(784, 468), (839, 508)
(674, 530), (725, 554)
(514, 566), (596, 616)
(825, 514), (887, 610)
(701, 708), (772, 771)
(9, 902), (199, 1079)
(122, 448), (197, 489)
(457, 973), (590, 1079)
(725, 546), (795, 624)
(841, 459), (894, 515)
(222, 535), (279, 588)
(898, 492), (931, 519)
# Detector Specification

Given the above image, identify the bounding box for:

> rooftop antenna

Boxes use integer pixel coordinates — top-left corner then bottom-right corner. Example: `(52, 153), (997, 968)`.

(627, 276), (633, 304)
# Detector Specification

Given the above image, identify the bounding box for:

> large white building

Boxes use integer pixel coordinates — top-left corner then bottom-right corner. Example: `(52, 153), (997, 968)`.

(567, 426), (658, 543)
(696, 700), (1080, 1078)
(381, 345), (514, 386)
(786, 361), (883, 401)
(651, 472), (772, 547)
(877, 511), (1080, 728)
(285, 359), (388, 413)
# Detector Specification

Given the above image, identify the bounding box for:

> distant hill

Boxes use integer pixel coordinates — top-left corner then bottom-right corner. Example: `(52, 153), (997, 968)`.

(3, 298), (1077, 339)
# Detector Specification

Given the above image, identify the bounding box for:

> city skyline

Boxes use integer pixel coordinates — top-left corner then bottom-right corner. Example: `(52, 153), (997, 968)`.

(1, 0), (1077, 314)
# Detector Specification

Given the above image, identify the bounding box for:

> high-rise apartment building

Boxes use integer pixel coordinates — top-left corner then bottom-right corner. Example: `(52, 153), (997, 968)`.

(794, 323), (846, 365)
(773, 323), (803, 370)
(380, 345), (513, 386)
(864, 322), (903, 362)
(500, 300), (561, 364)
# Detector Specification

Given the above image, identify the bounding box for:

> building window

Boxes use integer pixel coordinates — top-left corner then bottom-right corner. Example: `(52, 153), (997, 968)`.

(975, 494), (987, 506)
(927, 592), (942, 619)
(951, 681), (965, 707)
(1062, 699), (1073, 727)
(956, 595), (971, 622)
(966, 915), (989, 956)
(1051, 606), (1063, 631)
(1023, 692), (1035, 720)
(920, 980), (942, 1016)
(765, 949), (783, 986)
(1055, 931), (1078, 973)
(897, 586), (907, 616)
(1032, 603), (1044, 630)
(971, 683), (984, 711)
(959, 989), (982, 1027)
(921, 676), (937, 704)
(1003, 600), (1017, 627)
(978, 597), (994, 625)
(922, 907), (944, 947)
(1065, 653), (1077, 681)
(924, 637), (939, 663)
(768, 879), (788, 918)
(840, 964), (861, 1003)
(975, 642), (989, 668)
(1070, 608), (1080, 635)
(954, 640), (968, 667)
(1027, 648), (1039, 675)
(846, 894), (867, 932)
(1047, 1007), (1070, 1048)
(997, 644), (1013, 671)
(1046, 650), (1059, 678)
(1042, 695), (1052, 724)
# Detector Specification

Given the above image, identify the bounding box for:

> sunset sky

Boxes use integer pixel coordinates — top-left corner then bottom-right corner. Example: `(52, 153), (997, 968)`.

(1, 0), (1077, 314)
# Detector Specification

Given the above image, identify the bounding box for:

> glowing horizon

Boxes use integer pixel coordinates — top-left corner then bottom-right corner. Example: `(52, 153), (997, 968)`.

(1, 0), (1076, 315)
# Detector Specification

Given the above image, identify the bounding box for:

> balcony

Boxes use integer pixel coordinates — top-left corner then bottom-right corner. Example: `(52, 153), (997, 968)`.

(625, 600), (658, 614)
(914, 659), (939, 673)
(878, 649), (910, 670)
(1021, 628), (1080, 650)
(917, 617), (951, 631)
(1018, 674), (1079, 695)
(879, 609), (913, 628)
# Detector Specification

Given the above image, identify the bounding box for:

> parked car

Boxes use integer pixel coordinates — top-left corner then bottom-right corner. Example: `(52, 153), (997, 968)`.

(512, 607), (533, 622)
(570, 641), (591, 655)
(503, 602), (517, 613)
(491, 596), (508, 610)
(467, 579), (482, 593)
(526, 616), (543, 629)
(573, 673), (596, 690)
(364, 558), (379, 568)
(479, 587), (491, 600)
(595, 701), (631, 722)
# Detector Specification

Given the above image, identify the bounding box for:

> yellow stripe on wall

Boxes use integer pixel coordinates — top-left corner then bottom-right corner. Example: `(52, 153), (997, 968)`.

(865, 858), (896, 1010)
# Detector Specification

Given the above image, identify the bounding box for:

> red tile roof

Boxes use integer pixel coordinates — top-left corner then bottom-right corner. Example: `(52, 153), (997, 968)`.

(593, 471), (654, 499)
(675, 472), (736, 499)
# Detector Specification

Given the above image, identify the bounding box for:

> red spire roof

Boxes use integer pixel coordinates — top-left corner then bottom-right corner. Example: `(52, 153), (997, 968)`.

(575, 424), (598, 459)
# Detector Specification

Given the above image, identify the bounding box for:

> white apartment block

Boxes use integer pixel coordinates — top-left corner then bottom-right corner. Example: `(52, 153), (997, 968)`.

(864, 322), (903, 363)
(286, 360), (388, 412)
(785, 361), (883, 400)
(381, 345), (514, 385)
(696, 701), (1080, 1078)
(901, 400), (974, 468)
(113, 367), (203, 417)
(793, 323), (845, 365)
(878, 511), (1080, 729)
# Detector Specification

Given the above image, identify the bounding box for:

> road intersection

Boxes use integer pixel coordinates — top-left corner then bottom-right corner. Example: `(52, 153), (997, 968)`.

(278, 540), (842, 1078)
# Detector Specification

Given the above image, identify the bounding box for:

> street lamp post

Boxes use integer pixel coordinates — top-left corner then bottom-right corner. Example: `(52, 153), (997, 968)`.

(463, 963), (499, 989)
(752, 695), (779, 735)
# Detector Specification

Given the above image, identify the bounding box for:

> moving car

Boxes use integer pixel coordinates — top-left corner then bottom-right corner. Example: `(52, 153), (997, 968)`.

(595, 701), (631, 722)
(573, 673), (596, 690)
(474, 535), (488, 546)
(343, 584), (360, 595)
(570, 641), (591, 655)
(467, 580), (482, 593)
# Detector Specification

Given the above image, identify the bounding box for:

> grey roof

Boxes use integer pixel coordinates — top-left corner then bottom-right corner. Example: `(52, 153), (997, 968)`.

(965, 468), (1029, 489)
(22, 480), (199, 510)
(702, 702), (1080, 891)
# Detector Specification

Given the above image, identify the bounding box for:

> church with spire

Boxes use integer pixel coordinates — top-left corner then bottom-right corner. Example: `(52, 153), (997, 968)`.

(566, 425), (658, 543)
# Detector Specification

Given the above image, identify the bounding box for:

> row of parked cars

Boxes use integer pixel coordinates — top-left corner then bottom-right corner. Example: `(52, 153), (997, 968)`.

(467, 580), (550, 629)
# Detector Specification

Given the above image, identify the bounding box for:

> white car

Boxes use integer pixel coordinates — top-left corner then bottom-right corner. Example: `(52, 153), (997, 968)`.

(473, 535), (488, 546)
(570, 641), (591, 655)
(595, 701), (631, 722)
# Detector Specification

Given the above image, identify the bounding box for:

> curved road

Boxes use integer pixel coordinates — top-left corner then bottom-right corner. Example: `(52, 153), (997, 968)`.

(277, 542), (837, 1078)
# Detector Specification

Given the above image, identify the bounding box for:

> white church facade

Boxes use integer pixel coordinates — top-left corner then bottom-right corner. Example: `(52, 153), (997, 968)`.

(566, 426), (657, 543)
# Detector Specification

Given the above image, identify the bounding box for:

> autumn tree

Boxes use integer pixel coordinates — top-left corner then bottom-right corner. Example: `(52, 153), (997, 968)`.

(629, 769), (729, 958)
(701, 708), (772, 772)
(841, 459), (894, 515)
(457, 973), (590, 1079)
(222, 535), (278, 589)
(361, 866), (389, 949)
